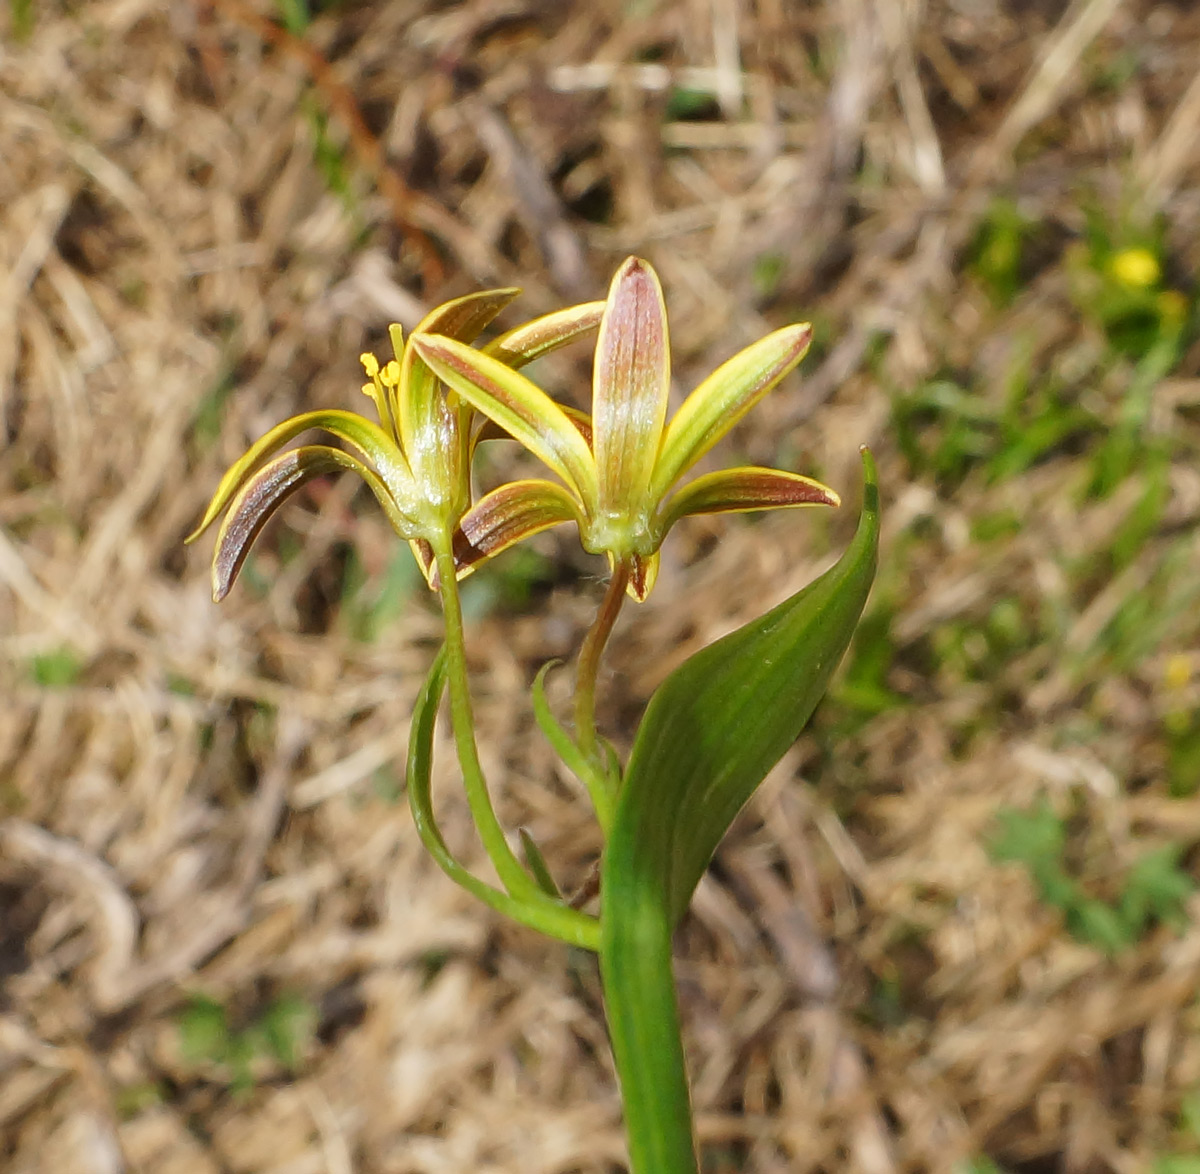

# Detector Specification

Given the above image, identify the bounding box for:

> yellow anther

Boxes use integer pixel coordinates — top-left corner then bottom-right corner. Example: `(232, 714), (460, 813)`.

(360, 352), (380, 379)
(381, 360), (402, 387)
(1109, 248), (1160, 290)
(361, 382), (376, 398)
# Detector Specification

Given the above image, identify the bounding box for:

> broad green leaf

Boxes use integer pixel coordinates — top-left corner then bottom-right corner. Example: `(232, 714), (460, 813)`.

(593, 257), (670, 520)
(412, 334), (598, 503)
(605, 448), (879, 926)
(651, 323), (812, 501)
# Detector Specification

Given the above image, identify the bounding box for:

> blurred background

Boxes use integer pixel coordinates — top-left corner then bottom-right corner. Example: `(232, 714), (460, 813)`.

(3, 1), (1200, 1171)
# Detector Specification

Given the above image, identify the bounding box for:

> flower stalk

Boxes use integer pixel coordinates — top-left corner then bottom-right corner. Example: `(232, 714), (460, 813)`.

(574, 556), (631, 761)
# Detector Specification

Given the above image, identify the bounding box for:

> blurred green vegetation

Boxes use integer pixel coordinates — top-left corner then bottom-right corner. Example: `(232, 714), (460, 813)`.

(988, 799), (1195, 954)
(176, 991), (317, 1096)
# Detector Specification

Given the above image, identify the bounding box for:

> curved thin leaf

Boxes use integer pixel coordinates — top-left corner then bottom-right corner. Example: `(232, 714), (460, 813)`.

(519, 828), (562, 898)
(531, 661), (614, 831)
(407, 647), (601, 951)
(606, 448), (879, 926)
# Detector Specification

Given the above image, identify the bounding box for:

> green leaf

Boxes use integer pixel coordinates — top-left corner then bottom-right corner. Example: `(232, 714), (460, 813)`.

(1120, 845), (1195, 932)
(178, 995), (230, 1065)
(30, 648), (83, 688)
(519, 828), (561, 898)
(597, 451), (876, 1174)
(259, 994), (316, 1070)
(406, 647), (600, 950)
(531, 661), (614, 831)
(607, 447), (879, 926)
(988, 799), (1066, 871)
(1068, 898), (1133, 955)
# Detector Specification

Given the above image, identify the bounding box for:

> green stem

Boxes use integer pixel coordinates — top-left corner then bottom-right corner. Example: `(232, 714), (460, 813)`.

(409, 647), (600, 950)
(574, 558), (630, 761)
(600, 865), (698, 1174)
(432, 535), (540, 902)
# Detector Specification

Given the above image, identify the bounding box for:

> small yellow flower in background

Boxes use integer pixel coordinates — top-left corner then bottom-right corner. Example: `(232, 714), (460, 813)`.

(1109, 247), (1160, 290)
(1158, 289), (1188, 326)
(414, 256), (839, 601)
(1164, 653), (1193, 692)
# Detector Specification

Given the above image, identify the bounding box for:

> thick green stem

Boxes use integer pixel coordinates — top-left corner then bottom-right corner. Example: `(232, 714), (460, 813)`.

(574, 558), (630, 761)
(432, 536), (540, 901)
(600, 870), (698, 1174)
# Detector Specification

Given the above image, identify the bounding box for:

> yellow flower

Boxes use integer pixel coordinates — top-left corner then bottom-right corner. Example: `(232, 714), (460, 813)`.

(187, 291), (602, 600)
(414, 256), (838, 600)
(1109, 248), (1160, 290)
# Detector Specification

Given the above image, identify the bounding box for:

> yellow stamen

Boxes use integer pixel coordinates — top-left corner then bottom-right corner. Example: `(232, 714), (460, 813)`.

(360, 352), (380, 379)
(382, 360), (402, 388)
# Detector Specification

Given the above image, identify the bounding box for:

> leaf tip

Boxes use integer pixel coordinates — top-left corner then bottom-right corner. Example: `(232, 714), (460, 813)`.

(858, 445), (879, 506)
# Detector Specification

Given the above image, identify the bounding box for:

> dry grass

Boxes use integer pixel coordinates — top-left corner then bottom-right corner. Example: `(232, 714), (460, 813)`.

(3, 1), (1200, 1171)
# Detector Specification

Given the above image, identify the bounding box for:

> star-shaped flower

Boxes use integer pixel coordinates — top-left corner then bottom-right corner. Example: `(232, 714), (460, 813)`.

(186, 290), (602, 600)
(413, 256), (839, 599)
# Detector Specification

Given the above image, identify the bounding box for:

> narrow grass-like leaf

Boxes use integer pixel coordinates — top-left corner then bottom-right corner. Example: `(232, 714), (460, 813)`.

(519, 828), (562, 898)
(407, 648), (600, 950)
(531, 661), (614, 831)
(608, 447), (879, 926)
